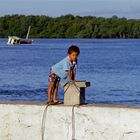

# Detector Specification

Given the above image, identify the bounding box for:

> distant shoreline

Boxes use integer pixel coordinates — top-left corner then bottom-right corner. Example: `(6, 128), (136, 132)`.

(0, 14), (140, 39)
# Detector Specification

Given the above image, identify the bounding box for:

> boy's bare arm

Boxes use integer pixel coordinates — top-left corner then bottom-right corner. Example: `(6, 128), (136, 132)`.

(67, 68), (76, 81)
(68, 70), (73, 81)
(73, 67), (76, 76)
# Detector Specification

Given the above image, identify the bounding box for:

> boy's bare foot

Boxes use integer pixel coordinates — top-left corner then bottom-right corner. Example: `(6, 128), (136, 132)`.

(47, 101), (53, 105)
(53, 100), (58, 103)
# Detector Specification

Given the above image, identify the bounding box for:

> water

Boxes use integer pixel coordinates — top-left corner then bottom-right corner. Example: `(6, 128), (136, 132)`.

(0, 38), (140, 106)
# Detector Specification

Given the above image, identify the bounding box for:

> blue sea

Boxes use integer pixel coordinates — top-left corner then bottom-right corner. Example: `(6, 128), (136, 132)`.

(0, 38), (140, 106)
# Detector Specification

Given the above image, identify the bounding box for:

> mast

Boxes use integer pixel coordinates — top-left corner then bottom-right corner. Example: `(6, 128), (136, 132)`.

(26, 26), (31, 39)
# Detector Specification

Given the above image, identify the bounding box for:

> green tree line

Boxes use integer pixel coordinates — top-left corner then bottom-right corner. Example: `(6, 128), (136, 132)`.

(0, 14), (140, 38)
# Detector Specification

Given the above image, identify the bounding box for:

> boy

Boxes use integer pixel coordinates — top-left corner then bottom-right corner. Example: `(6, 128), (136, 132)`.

(47, 45), (80, 105)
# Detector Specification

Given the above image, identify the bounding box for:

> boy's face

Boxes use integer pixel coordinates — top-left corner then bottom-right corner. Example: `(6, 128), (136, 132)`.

(69, 51), (78, 62)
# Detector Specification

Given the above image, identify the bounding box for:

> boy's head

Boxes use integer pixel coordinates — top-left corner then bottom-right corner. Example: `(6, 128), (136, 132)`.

(67, 45), (80, 62)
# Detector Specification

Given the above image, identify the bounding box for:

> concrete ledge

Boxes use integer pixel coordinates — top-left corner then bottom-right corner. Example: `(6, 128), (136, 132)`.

(1, 101), (140, 109)
(0, 102), (140, 140)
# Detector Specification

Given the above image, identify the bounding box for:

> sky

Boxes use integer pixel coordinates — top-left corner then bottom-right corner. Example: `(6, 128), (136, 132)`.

(0, 0), (140, 19)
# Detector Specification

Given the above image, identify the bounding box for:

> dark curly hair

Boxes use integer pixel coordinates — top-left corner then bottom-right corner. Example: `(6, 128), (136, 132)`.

(67, 45), (80, 55)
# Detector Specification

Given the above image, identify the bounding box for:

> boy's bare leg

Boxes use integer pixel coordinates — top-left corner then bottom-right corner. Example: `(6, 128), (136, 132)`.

(48, 82), (54, 103)
(53, 81), (59, 103)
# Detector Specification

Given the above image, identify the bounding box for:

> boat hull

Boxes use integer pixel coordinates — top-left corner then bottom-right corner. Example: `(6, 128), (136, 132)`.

(20, 39), (32, 44)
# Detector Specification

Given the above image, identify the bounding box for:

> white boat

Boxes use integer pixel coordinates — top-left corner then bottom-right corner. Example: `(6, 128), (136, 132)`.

(7, 26), (33, 45)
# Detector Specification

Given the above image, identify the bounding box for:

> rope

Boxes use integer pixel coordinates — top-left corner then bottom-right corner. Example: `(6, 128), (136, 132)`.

(63, 81), (81, 140)
(41, 104), (49, 140)
(63, 82), (71, 94)
(73, 82), (81, 93)
(63, 81), (80, 95)
(41, 81), (80, 140)
(72, 105), (79, 140)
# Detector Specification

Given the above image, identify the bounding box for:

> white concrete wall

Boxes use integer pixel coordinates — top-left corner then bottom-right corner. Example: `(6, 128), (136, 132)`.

(0, 102), (140, 140)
